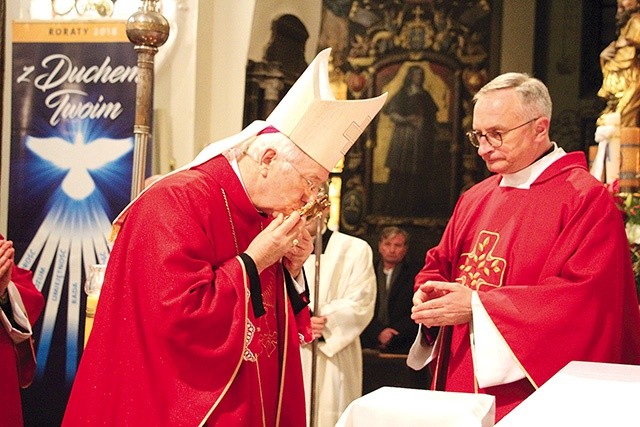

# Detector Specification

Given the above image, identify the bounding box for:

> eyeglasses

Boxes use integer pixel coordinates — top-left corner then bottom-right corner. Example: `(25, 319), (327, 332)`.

(466, 117), (540, 148)
(242, 148), (322, 194)
(284, 159), (321, 194)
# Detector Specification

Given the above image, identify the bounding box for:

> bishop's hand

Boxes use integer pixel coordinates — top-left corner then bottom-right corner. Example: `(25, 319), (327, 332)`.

(283, 227), (313, 278)
(244, 211), (306, 273)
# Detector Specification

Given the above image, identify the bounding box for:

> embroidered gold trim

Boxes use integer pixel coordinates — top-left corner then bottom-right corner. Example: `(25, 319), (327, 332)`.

(276, 274), (289, 426)
(197, 193), (250, 426)
(432, 331), (444, 390)
(198, 258), (248, 426)
(470, 310), (539, 392)
(244, 318), (257, 362)
(222, 188), (240, 256)
(457, 231), (506, 290)
(201, 187), (275, 426)
(256, 356), (267, 427)
(494, 323), (539, 390)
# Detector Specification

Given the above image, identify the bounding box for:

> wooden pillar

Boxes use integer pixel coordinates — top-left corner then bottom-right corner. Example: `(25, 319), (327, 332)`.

(620, 127), (640, 194)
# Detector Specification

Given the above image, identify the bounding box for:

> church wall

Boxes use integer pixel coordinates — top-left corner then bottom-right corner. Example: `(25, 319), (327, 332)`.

(1, 0), (613, 252)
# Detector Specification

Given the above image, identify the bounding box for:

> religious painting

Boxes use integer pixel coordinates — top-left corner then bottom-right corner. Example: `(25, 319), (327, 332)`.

(322, 0), (499, 262)
(368, 57), (462, 221)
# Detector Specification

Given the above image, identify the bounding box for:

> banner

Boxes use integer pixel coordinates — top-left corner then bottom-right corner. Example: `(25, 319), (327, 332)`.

(9, 20), (138, 425)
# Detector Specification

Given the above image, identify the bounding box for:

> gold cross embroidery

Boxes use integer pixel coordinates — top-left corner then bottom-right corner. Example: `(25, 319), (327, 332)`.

(456, 231), (506, 290)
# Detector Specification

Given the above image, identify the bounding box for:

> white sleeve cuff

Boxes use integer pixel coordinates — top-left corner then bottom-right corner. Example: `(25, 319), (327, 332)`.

(471, 291), (525, 388)
(407, 324), (437, 370)
(0, 282), (34, 344)
(292, 271), (306, 294)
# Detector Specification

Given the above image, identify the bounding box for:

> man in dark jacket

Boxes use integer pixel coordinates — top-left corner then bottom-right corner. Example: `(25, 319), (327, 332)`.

(361, 227), (421, 354)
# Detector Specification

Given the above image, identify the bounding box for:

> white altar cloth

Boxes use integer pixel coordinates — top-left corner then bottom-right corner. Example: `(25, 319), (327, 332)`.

(335, 386), (495, 427)
(497, 361), (640, 427)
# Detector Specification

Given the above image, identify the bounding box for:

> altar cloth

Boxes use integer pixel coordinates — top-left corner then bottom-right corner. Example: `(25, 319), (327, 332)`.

(335, 386), (495, 427)
(497, 361), (640, 427)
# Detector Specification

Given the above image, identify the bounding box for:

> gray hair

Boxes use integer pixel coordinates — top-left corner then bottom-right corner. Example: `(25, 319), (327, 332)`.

(229, 131), (307, 172)
(379, 226), (410, 245)
(473, 72), (552, 119)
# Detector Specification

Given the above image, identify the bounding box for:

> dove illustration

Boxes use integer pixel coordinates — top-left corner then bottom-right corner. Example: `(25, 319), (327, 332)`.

(25, 132), (133, 200)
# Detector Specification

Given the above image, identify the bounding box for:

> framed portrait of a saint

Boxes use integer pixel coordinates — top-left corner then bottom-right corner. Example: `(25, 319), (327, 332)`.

(367, 54), (462, 222)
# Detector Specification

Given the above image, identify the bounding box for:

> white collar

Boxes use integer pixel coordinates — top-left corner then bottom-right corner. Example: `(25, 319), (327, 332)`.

(229, 154), (247, 191)
(499, 142), (566, 189)
(228, 151), (265, 216)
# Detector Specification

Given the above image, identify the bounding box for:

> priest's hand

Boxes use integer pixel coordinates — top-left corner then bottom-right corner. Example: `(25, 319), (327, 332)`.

(378, 327), (399, 348)
(411, 281), (472, 327)
(282, 227), (313, 278)
(311, 315), (327, 339)
(0, 239), (14, 298)
(244, 211), (306, 273)
(412, 280), (448, 306)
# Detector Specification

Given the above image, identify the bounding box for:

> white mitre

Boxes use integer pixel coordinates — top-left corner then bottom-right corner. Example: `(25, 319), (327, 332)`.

(112, 48), (387, 233)
(265, 48), (388, 171)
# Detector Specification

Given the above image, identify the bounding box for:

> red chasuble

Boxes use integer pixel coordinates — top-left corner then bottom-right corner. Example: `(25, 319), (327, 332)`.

(416, 152), (640, 421)
(63, 156), (311, 427)
(1, 235), (44, 427)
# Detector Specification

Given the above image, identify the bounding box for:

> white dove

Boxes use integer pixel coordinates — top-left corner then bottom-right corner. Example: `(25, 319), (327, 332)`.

(25, 132), (133, 200)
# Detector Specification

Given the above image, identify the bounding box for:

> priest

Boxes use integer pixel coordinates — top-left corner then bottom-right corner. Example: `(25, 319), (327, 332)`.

(409, 72), (640, 422)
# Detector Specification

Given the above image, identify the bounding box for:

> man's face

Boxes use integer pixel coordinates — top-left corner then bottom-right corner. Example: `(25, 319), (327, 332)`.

(617, 0), (640, 23)
(258, 149), (329, 216)
(472, 88), (545, 175)
(378, 234), (408, 266)
(619, 0), (639, 12)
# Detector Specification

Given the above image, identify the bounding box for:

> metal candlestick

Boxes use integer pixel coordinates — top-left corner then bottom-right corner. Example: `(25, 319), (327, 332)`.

(310, 214), (323, 427)
(126, 0), (170, 199)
